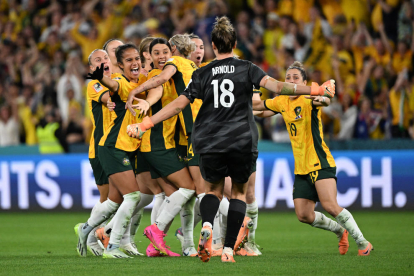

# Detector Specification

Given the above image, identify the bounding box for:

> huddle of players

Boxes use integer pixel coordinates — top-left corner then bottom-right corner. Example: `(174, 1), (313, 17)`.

(75, 16), (373, 262)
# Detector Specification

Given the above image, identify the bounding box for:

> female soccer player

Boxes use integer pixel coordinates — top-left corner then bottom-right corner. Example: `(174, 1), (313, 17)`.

(75, 49), (115, 257)
(130, 37), (198, 257)
(103, 39), (124, 76)
(252, 61), (373, 256)
(127, 16), (334, 263)
(85, 43), (149, 259)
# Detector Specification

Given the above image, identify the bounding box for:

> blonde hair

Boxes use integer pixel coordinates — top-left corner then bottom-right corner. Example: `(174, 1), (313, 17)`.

(211, 16), (236, 54)
(139, 37), (155, 64)
(169, 34), (196, 58)
(88, 49), (106, 66)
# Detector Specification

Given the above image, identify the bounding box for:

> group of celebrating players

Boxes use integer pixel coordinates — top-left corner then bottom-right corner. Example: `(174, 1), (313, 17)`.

(74, 16), (373, 263)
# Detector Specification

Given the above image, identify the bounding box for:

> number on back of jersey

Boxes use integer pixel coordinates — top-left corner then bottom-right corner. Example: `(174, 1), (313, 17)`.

(211, 79), (234, 108)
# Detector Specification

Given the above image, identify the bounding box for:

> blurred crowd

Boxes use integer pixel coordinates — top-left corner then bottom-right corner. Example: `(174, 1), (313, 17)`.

(1, 0), (414, 150)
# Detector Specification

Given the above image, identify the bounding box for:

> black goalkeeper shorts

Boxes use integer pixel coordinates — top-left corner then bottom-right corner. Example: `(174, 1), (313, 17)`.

(199, 151), (258, 184)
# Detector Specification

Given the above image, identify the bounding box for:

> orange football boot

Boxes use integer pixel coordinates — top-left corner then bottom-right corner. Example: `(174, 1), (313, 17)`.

(358, 242), (374, 256)
(197, 225), (213, 262)
(234, 217), (251, 250)
(338, 230), (350, 255)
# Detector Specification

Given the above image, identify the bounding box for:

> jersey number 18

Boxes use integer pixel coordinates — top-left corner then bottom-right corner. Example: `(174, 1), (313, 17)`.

(211, 79), (235, 108)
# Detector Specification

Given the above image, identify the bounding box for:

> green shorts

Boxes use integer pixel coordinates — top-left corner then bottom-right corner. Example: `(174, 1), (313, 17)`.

(142, 148), (186, 179)
(98, 146), (136, 177)
(89, 158), (109, 185)
(135, 150), (150, 175)
(293, 167), (337, 202)
(187, 133), (199, 167)
(177, 145), (188, 162)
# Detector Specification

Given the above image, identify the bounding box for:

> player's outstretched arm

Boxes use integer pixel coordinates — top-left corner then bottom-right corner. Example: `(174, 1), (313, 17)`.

(126, 66), (176, 112)
(259, 76), (335, 98)
(131, 86), (163, 116)
(305, 95), (331, 107)
(87, 63), (119, 92)
(151, 95), (190, 125)
(126, 95), (190, 139)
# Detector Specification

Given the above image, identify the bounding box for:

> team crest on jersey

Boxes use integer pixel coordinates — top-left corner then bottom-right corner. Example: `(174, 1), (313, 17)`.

(294, 106), (302, 120)
(93, 83), (103, 93)
(122, 158), (130, 166)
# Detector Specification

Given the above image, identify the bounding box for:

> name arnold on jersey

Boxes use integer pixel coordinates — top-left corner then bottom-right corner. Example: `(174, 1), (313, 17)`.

(212, 65), (235, 76)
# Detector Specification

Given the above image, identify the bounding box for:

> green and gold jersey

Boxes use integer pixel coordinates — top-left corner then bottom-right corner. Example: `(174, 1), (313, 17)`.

(87, 80), (112, 158)
(99, 74), (146, 152)
(140, 69), (185, 152)
(165, 56), (196, 135)
(265, 96), (336, 175)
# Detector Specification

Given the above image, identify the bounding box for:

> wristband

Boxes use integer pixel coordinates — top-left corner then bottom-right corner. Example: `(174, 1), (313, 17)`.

(311, 82), (323, 96)
(142, 116), (154, 130)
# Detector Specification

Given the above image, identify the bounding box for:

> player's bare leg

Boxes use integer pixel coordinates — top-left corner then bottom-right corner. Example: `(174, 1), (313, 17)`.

(316, 179), (372, 255)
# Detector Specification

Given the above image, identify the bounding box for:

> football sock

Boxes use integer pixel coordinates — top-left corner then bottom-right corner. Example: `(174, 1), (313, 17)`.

(200, 194), (220, 227)
(312, 211), (344, 240)
(108, 191), (141, 248)
(156, 188), (195, 231)
(86, 201), (102, 244)
(219, 198), (229, 240)
(246, 200), (258, 243)
(335, 208), (368, 249)
(224, 199), (246, 249)
(180, 196), (196, 249)
(83, 199), (119, 235)
(212, 211), (222, 246)
(151, 192), (165, 224)
(193, 193), (205, 228)
(126, 193), (154, 244)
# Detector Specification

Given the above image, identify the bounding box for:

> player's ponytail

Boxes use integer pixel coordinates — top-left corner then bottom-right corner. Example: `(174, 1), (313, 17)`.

(211, 16), (236, 54)
(169, 34), (196, 58)
(287, 61), (307, 81)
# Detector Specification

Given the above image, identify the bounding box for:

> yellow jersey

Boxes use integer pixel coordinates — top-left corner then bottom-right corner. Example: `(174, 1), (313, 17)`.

(265, 96), (336, 175)
(140, 69), (184, 152)
(165, 56), (196, 135)
(99, 74), (146, 152)
(87, 80), (112, 158)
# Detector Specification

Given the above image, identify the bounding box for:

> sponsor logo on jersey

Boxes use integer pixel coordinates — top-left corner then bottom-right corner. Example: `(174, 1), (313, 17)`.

(122, 158), (130, 166)
(94, 82), (103, 92)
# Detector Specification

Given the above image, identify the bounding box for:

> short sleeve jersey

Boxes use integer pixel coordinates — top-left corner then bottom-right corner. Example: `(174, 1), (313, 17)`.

(165, 56), (196, 134)
(264, 96), (335, 175)
(182, 57), (266, 154)
(140, 69), (184, 152)
(87, 80), (111, 158)
(99, 74), (146, 152)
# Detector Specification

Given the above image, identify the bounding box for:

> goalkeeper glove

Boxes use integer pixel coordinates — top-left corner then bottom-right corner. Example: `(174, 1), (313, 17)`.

(311, 80), (335, 98)
(126, 117), (154, 139)
(87, 63), (104, 81)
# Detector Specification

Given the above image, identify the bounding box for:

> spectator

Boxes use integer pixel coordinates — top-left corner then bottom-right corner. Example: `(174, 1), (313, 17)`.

(389, 70), (412, 138)
(36, 107), (66, 154)
(0, 102), (19, 147)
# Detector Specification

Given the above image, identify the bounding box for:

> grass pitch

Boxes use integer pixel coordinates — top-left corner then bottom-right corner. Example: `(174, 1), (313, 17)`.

(0, 211), (413, 276)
